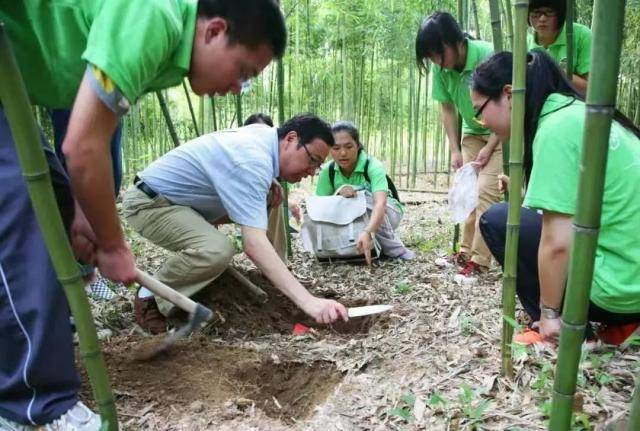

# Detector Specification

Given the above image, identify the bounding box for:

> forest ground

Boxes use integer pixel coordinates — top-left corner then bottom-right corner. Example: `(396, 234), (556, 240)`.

(82, 177), (639, 431)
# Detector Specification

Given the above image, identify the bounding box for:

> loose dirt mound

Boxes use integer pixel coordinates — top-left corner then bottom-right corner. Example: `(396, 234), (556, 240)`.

(195, 271), (386, 337)
(84, 339), (342, 424)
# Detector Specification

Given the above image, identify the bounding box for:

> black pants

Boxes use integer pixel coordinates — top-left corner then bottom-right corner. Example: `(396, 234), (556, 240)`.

(0, 108), (79, 425)
(479, 202), (640, 325)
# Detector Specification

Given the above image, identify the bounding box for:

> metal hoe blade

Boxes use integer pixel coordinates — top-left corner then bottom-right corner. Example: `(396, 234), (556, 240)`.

(347, 304), (393, 318)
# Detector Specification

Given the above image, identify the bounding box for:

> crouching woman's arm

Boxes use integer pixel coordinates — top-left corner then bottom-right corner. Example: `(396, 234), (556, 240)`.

(357, 191), (388, 267)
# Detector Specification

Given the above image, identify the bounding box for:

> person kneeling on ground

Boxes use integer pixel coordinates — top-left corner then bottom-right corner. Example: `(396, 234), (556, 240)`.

(470, 51), (640, 346)
(123, 114), (348, 333)
(309, 121), (414, 266)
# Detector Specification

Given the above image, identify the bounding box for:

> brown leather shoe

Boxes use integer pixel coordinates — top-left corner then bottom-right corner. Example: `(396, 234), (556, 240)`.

(134, 294), (167, 334)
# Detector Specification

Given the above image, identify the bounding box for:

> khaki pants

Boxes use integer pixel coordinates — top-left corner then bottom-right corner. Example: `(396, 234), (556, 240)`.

(122, 186), (287, 315)
(460, 135), (502, 268)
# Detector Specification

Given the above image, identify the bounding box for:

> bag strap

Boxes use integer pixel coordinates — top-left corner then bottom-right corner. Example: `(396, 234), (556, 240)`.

(329, 161), (336, 191)
(364, 156), (402, 203)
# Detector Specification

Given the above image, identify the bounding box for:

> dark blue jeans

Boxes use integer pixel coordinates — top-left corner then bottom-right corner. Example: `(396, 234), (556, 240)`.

(480, 202), (640, 325)
(0, 108), (79, 425)
(49, 109), (123, 194)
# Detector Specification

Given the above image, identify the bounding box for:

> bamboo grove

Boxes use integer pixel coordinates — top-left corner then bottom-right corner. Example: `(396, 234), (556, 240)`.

(13, 0), (640, 428)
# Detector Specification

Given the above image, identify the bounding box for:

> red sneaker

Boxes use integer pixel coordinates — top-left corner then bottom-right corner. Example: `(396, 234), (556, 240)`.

(458, 261), (485, 277)
(597, 322), (639, 345)
(513, 328), (545, 345)
(452, 251), (470, 266)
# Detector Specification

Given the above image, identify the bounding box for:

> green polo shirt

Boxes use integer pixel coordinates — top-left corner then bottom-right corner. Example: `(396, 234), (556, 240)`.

(527, 22), (592, 75)
(431, 39), (493, 136)
(0, 0), (197, 108)
(315, 151), (403, 213)
(524, 93), (640, 314)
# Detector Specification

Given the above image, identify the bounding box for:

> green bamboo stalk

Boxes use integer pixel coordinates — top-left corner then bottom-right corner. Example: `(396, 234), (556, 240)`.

(182, 80), (200, 136)
(501, 0), (528, 379)
(549, 1), (626, 428)
(627, 375), (640, 430)
(565, 0), (574, 78)
(503, 0), (515, 49)
(0, 24), (118, 431)
(489, 0), (504, 51)
(472, 0), (482, 39)
(411, 73), (421, 189)
(210, 96), (218, 131)
(235, 93), (243, 127)
(277, 58), (292, 257)
(156, 91), (180, 147)
(490, 0), (509, 200)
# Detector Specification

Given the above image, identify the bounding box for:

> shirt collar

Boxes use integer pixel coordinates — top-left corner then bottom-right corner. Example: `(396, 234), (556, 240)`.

(173, 0), (198, 71)
(532, 23), (567, 49)
(462, 39), (480, 72)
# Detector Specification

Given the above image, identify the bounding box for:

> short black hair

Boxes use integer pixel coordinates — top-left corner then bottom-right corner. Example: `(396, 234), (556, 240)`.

(415, 11), (465, 74)
(277, 113), (335, 148)
(197, 0), (287, 58)
(244, 112), (274, 127)
(528, 0), (567, 29)
(331, 121), (364, 151)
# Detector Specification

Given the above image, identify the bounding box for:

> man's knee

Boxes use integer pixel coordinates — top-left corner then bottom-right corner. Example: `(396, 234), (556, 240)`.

(479, 202), (508, 244)
(193, 240), (235, 275)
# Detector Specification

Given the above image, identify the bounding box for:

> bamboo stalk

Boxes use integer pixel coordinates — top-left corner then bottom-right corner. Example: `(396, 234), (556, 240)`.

(235, 93), (243, 127)
(501, 0), (529, 379)
(0, 24), (118, 430)
(549, 1), (627, 428)
(156, 91), (180, 147)
(210, 96), (218, 131)
(489, 0), (504, 52)
(472, 0), (482, 39)
(277, 58), (292, 257)
(182, 80), (200, 136)
(503, 0), (515, 49)
(627, 375), (640, 430)
(565, 0), (574, 78)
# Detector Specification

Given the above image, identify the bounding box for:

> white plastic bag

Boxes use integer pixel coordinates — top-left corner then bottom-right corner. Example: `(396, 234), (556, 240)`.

(448, 163), (478, 223)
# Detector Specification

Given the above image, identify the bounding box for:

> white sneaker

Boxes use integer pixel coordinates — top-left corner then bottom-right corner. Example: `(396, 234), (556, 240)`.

(43, 402), (101, 431)
(0, 402), (101, 431)
(0, 414), (30, 431)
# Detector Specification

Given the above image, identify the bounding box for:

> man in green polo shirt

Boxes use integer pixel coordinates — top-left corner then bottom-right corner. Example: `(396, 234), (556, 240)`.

(415, 11), (502, 276)
(527, 0), (592, 94)
(0, 1), (286, 429)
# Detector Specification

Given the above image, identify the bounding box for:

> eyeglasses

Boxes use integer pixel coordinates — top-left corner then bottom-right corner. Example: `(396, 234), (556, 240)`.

(530, 9), (557, 19)
(473, 98), (491, 125)
(301, 143), (324, 171)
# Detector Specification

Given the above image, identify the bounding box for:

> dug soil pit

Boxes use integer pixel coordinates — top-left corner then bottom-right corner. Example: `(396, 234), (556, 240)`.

(82, 340), (342, 424)
(194, 271), (387, 337)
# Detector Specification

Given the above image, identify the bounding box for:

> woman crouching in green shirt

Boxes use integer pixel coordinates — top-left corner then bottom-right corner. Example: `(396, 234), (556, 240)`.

(527, 0), (592, 94)
(314, 122), (414, 266)
(472, 51), (640, 345)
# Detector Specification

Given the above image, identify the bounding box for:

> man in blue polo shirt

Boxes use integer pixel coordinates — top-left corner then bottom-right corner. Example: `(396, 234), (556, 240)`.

(122, 114), (349, 333)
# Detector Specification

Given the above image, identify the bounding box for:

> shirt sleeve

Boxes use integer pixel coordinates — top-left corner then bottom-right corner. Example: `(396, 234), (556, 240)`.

(315, 165), (335, 196)
(575, 25), (592, 75)
(523, 121), (580, 215)
(431, 66), (452, 102)
(213, 162), (272, 230)
(367, 159), (390, 194)
(82, 0), (181, 103)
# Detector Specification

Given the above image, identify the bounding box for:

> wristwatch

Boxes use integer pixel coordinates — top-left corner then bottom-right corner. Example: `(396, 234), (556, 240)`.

(540, 303), (561, 319)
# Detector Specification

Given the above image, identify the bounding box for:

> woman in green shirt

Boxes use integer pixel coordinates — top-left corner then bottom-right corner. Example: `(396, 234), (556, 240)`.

(471, 50), (640, 345)
(415, 11), (502, 276)
(313, 122), (414, 266)
(527, 0), (592, 94)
